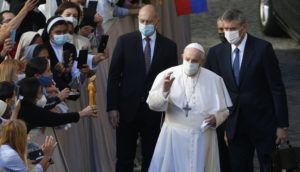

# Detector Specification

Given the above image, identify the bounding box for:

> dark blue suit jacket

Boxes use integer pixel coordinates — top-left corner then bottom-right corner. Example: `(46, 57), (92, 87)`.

(107, 31), (178, 122)
(205, 34), (288, 153)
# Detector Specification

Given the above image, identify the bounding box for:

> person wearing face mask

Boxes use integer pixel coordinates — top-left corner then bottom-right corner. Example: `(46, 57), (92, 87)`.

(0, 100), (9, 124)
(16, 77), (98, 133)
(0, 81), (17, 120)
(42, 16), (108, 90)
(205, 9), (289, 172)
(25, 57), (70, 111)
(215, 15), (231, 172)
(107, 5), (178, 172)
(55, 1), (92, 52)
(217, 16), (227, 43)
(146, 42), (232, 172)
(41, 16), (78, 91)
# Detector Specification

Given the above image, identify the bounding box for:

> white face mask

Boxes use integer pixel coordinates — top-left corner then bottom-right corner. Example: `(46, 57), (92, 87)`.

(17, 73), (26, 82)
(182, 60), (200, 76)
(63, 16), (78, 28)
(108, 0), (119, 4)
(36, 95), (47, 108)
(65, 33), (73, 43)
(224, 30), (241, 45)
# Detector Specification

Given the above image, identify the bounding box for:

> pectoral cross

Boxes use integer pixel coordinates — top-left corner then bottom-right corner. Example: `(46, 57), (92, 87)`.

(183, 103), (191, 117)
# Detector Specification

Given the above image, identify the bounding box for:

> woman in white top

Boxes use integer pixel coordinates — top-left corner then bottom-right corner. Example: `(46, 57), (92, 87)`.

(0, 119), (57, 172)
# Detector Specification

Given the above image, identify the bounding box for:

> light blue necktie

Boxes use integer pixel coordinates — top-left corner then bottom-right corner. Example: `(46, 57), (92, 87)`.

(233, 48), (240, 86)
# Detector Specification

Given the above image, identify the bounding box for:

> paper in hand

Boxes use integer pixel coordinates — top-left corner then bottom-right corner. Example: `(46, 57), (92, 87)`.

(201, 120), (210, 132)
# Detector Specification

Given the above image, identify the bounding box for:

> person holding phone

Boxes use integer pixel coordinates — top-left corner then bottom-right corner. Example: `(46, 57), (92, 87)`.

(9, 0), (46, 41)
(0, 119), (57, 172)
(55, 2), (91, 51)
(0, 0), (38, 45)
(0, 11), (18, 59)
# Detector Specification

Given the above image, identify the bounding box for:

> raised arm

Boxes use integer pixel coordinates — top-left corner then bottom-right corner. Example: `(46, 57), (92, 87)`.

(0, 0), (37, 44)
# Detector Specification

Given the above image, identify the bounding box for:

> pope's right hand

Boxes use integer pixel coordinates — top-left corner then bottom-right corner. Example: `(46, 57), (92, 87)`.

(108, 110), (120, 129)
(163, 72), (175, 92)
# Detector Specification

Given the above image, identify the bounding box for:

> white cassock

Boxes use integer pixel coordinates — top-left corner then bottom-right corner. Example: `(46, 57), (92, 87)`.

(147, 66), (232, 172)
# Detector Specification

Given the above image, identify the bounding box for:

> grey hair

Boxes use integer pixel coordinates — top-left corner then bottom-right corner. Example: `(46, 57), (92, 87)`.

(217, 16), (222, 22)
(221, 9), (246, 25)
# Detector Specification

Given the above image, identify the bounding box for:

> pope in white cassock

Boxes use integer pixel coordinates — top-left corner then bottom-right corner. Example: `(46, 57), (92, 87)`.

(147, 43), (232, 172)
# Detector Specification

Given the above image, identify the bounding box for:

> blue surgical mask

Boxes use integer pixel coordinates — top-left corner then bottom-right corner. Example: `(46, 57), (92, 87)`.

(52, 34), (68, 46)
(39, 74), (54, 87)
(139, 23), (155, 36)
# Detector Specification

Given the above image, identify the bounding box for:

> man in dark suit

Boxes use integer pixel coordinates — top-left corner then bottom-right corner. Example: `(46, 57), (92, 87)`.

(215, 16), (231, 172)
(205, 9), (289, 172)
(107, 5), (178, 172)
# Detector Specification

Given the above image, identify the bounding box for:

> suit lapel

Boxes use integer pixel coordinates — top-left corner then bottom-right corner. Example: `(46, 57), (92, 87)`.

(220, 43), (238, 90)
(239, 34), (254, 86)
(150, 33), (162, 74)
(135, 32), (146, 76)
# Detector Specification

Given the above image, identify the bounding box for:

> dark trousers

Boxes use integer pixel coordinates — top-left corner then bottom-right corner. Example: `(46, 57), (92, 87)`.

(116, 102), (162, 172)
(228, 118), (276, 172)
(217, 124), (231, 172)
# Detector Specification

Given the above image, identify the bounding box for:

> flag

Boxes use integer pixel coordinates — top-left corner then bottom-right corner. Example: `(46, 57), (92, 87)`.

(175, 0), (208, 16)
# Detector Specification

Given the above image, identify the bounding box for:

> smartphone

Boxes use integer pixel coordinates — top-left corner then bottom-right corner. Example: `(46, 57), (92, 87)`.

(63, 50), (72, 68)
(82, 8), (97, 27)
(28, 149), (44, 164)
(36, 0), (46, 6)
(10, 28), (16, 46)
(77, 49), (88, 69)
(98, 35), (109, 53)
(88, 1), (98, 15)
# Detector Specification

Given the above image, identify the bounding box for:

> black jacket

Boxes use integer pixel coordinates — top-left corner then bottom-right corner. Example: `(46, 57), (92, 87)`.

(107, 31), (178, 122)
(18, 99), (80, 132)
(205, 34), (288, 153)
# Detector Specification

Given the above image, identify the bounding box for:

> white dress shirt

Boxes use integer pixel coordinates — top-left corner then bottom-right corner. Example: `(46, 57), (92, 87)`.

(231, 33), (248, 69)
(141, 31), (157, 63)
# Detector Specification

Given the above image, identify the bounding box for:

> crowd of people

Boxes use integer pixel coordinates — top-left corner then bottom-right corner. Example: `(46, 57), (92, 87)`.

(0, 0), (289, 172)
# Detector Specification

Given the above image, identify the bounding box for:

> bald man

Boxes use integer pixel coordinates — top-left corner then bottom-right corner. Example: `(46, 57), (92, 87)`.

(107, 5), (178, 172)
(147, 43), (232, 172)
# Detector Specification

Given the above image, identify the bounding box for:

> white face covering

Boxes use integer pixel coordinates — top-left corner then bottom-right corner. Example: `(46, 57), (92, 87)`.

(63, 16), (78, 28)
(224, 30), (241, 45)
(108, 0), (119, 4)
(36, 95), (47, 108)
(183, 60), (200, 76)
(17, 73), (26, 82)
(65, 33), (73, 43)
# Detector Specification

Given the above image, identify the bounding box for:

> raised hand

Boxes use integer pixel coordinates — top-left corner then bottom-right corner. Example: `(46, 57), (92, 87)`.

(163, 72), (175, 92)
(24, 0), (39, 12)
